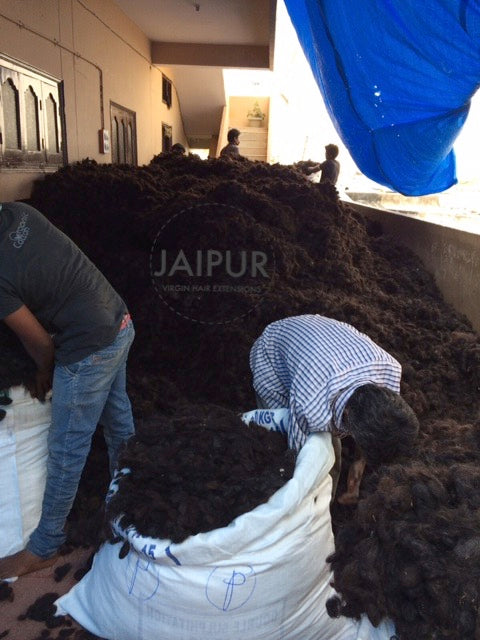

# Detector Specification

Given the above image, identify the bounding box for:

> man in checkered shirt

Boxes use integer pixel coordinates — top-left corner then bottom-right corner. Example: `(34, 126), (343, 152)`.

(250, 314), (419, 503)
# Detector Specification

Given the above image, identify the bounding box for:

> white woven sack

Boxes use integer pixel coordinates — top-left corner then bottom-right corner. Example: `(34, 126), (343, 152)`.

(57, 428), (397, 640)
(0, 386), (51, 557)
(57, 432), (360, 639)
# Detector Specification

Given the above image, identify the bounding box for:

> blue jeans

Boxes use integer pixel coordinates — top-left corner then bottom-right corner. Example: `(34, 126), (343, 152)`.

(27, 319), (135, 558)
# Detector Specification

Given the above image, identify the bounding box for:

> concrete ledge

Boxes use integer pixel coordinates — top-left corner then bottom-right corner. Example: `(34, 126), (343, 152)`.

(347, 201), (480, 333)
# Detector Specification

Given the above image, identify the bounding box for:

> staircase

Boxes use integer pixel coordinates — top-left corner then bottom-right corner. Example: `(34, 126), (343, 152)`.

(238, 127), (268, 162)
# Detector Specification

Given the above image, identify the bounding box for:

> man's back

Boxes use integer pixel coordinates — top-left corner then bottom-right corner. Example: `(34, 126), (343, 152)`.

(220, 142), (240, 158)
(250, 314), (401, 450)
(320, 159), (340, 185)
(0, 202), (126, 364)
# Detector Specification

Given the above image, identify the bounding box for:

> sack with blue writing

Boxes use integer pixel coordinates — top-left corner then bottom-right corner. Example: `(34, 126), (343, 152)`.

(240, 407), (289, 434)
(56, 430), (395, 640)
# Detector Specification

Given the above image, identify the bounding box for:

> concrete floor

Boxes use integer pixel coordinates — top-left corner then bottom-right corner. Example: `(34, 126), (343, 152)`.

(0, 546), (94, 639)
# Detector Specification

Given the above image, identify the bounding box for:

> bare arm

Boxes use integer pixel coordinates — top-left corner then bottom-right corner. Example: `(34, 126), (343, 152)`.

(3, 305), (54, 401)
(336, 446), (366, 505)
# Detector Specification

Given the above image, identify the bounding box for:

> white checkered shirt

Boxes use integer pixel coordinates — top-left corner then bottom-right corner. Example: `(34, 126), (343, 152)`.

(249, 315), (402, 450)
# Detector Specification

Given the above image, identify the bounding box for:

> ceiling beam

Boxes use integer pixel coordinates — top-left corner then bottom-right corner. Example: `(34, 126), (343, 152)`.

(151, 42), (270, 69)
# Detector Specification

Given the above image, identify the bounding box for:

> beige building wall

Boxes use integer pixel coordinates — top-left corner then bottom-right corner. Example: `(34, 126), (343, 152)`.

(216, 104), (230, 157)
(0, 0), (187, 200)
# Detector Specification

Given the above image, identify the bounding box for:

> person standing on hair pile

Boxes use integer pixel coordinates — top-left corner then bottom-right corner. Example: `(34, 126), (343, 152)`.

(250, 314), (419, 503)
(319, 143), (340, 185)
(220, 128), (242, 158)
(302, 144), (340, 185)
(0, 201), (135, 580)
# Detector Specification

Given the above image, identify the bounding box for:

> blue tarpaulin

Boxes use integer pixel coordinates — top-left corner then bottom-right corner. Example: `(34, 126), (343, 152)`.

(284, 0), (480, 195)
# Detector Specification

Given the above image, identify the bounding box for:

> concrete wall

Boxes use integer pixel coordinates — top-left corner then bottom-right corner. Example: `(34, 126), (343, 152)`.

(0, 0), (187, 200)
(350, 202), (480, 332)
(216, 103), (230, 157)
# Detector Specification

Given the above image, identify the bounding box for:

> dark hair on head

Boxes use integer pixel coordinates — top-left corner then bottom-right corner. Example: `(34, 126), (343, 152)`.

(325, 143), (339, 159)
(171, 143), (186, 154)
(343, 384), (419, 467)
(227, 128), (241, 143)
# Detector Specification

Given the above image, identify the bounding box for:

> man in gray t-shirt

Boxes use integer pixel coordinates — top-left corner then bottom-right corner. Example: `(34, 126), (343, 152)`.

(220, 128), (242, 158)
(319, 144), (340, 185)
(0, 202), (135, 580)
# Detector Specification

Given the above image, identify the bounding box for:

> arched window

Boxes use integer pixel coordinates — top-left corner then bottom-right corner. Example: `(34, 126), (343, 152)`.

(1, 57), (64, 166)
(110, 102), (137, 165)
(162, 123), (172, 152)
(111, 116), (120, 163)
(25, 85), (40, 151)
(119, 119), (126, 163)
(45, 93), (59, 153)
(1, 77), (21, 150)
(126, 122), (133, 164)
(162, 74), (172, 108)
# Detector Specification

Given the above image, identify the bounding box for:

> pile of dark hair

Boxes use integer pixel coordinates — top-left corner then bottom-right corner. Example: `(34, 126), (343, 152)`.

(0, 153), (479, 638)
(105, 404), (295, 545)
(327, 419), (480, 640)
